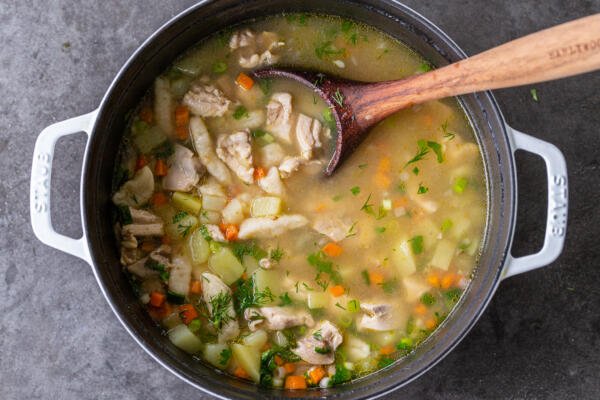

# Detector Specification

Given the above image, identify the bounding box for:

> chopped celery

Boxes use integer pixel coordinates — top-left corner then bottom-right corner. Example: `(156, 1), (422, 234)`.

(132, 124), (167, 154)
(453, 177), (469, 194)
(172, 192), (202, 215)
(251, 196), (282, 217)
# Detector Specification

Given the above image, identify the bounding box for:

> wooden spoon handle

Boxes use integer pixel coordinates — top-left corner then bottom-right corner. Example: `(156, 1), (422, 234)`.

(351, 14), (600, 124)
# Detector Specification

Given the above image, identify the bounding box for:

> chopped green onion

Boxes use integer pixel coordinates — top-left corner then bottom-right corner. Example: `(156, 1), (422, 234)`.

(452, 177), (469, 194)
(409, 235), (424, 255)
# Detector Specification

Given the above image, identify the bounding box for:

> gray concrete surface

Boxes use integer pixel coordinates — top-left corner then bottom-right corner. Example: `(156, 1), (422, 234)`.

(1, 0), (599, 399)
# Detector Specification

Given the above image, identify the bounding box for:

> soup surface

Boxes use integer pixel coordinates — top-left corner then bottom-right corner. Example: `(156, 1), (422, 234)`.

(111, 14), (486, 389)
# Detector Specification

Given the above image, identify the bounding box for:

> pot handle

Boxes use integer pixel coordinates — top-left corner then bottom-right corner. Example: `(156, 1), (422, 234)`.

(503, 127), (568, 279)
(30, 110), (98, 265)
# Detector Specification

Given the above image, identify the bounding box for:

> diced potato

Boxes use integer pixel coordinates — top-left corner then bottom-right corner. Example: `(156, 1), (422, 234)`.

(168, 325), (203, 354)
(430, 239), (456, 271)
(242, 254), (260, 274)
(448, 212), (472, 239)
(204, 343), (230, 369)
(203, 194), (228, 212)
(200, 210), (221, 224)
(373, 331), (399, 347)
(250, 196), (282, 217)
(403, 274), (430, 302)
(168, 256), (192, 296)
(242, 329), (268, 349)
(188, 229), (210, 265)
(172, 192), (202, 215)
(393, 240), (416, 276)
(222, 198), (245, 224)
(344, 335), (371, 362)
(253, 269), (282, 298)
(231, 343), (260, 382)
(307, 291), (329, 309)
(257, 143), (285, 168)
(132, 125), (167, 154)
(208, 247), (245, 285)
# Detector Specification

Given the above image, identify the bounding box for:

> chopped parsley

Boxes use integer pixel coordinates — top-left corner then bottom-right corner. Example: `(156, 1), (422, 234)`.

(332, 89), (345, 106)
(405, 140), (429, 167)
(418, 62), (432, 73)
(172, 211), (193, 238)
(378, 356), (394, 368)
(335, 302), (346, 310)
(258, 78), (273, 96)
(345, 221), (358, 238)
(409, 235), (424, 255)
(441, 219), (453, 233)
(315, 41), (345, 60)
(427, 140), (444, 163)
(375, 226), (386, 234)
(412, 166), (419, 175)
(279, 292), (293, 306)
(397, 181), (407, 194)
(361, 270), (371, 285)
(231, 241), (267, 262)
(234, 277), (275, 314)
(233, 105), (249, 120)
(381, 279), (397, 294)
(417, 183), (429, 194)
(218, 348), (232, 366)
(444, 288), (463, 305)
(358, 163), (368, 170)
(207, 292), (234, 331)
(307, 251), (342, 284)
(347, 299), (360, 312)
(269, 246), (284, 262)
(313, 330), (323, 341)
(441, 120), (456, 140)
(350, 186), (361, 196)
(360, 193), (374, 214)
(315, 346), (331, 354)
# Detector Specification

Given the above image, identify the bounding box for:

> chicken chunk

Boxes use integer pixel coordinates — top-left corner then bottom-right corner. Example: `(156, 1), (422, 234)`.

(162, 144), (202, 192)
(237, 215), (309, 239)
(127, 245), (171, 279)
(295, 114), (323, 160)
(190, 117), (232, 185)
(244, 307), (314, 331)
(312, 216), (353, 242)
(265, 92), (293, 143)
(112, 166), (155, 207)
(257, 143), (286, 168)
(293, 321), (343, 365)
(121, 223), (164, 237)
(183, 84), (231, 118)
(168, 255), (192, 296)
(202, 273), (239, 343)
(204, 224), (227, 243)
(129, 208), (162, 224)
(216, 130), (255, 184)
(197, 176), (227, 197)
(258, 167), (285, 196)
(229, 29), (255, 49)
(358, 303), (402, 331)
(278, 156), (304, 178)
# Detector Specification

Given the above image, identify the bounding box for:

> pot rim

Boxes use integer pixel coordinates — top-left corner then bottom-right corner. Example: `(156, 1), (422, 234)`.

(82, 1), (515, 399)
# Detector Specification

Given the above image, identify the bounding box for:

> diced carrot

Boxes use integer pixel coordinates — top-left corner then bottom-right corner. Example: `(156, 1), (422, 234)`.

(427, 272), (440, 288)
(219, 223), (239, 241)
(374, 172), (391, 189)
(174, 105), (190, 127)
(148, 302), (172, 320)
(314, 203), (327, 212)
(284, 375), (307, 390)
(161, 235), (171, 245)
(154, 159), (168, 177)
(274, 355), (285, 366)
(253, 167), (266, 180)
(307, 366), (326, 384)
(369, 271), (384, 285)
(234, 366), (250, 379)
(241, 272), (248, 280)
(236, 72), (254, 91)
(393, 197), (408, 208)
(329, 285), (345, 297)
(283, 363), (297, 375)
(441, 273), (456, 289)
(149, 291), (165, 308)
(414, 303), (427, 316)
(139, 106), (154, 124)
(178, 304), (199, 325)
(377, 157), (391, 173)
(380, 345), (395, 356)
(189, 280), (202, 295)
(140, 241), (155, 253)
(136, 155), (147, 170)
(151, 192), (169, 207)
(425, 318), (437, 330)
(175, 125), (189, 141)
(322, 242), (343, 257)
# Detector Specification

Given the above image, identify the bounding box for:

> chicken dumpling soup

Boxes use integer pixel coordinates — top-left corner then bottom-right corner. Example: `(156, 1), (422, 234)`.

(111, 14), (486, 390)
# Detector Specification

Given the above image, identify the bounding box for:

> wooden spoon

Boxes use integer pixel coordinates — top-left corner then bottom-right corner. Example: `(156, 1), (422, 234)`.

(253, 14), (600, 175)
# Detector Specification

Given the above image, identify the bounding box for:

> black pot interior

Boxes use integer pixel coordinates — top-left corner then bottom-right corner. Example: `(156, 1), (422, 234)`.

(83, 0), (516, 398)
